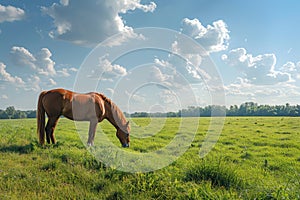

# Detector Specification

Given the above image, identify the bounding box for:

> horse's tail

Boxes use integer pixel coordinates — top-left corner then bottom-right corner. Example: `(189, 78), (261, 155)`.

(37, 91), (47, 145)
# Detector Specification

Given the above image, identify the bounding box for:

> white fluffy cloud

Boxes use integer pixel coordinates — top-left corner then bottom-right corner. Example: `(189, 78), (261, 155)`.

(125, 90), (146, 104)
(149, 58), (199, 91)
(224, 78), (300, 105)
(57, 68), (70, 77)
(0, 61), (51, 92)
(89, 54), (127, 81)
(49, 78), (57, 86)
(151, 59), (182, 88)
(280, 61), (300, 80)
(35, 48), (56, 76)
(26, 75), (41, 92)
(280, 61), (297, 72)
(10, 46), (36, 69)
(10, 46), (56, 76)
(150, 66), (167, 82)
(222, 48), (292, 85)
(0, 4), (25, 23)
(1, 94), (8, 100)
(222, 48), (300, 105)
(0, 62), (25, 85)
(181, 18), (230, 53)
(3, 47), (77, 92)
(100, 56), (127, 78)
(42, 0), (156, 46)
(169, 18), (228, 87)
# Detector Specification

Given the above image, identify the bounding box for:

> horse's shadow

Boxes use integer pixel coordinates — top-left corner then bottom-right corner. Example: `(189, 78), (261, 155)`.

(0, 142), (36, 154)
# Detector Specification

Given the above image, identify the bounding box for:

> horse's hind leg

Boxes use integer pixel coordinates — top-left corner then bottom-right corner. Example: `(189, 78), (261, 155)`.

(45, 116), (59, 144)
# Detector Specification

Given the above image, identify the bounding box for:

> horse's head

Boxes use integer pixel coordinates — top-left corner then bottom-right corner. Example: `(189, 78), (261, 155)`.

(116, 121), (130, 148)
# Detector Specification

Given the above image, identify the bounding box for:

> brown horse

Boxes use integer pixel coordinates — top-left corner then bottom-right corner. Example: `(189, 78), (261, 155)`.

(37, 88), (130, 147)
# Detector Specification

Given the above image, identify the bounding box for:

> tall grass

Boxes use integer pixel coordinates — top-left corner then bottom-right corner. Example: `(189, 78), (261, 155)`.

(184, 157), (246, 190)
(0, 117), (299, 199)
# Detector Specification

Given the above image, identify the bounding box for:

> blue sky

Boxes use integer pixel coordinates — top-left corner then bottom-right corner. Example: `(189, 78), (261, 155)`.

(0, 0), (300, 111)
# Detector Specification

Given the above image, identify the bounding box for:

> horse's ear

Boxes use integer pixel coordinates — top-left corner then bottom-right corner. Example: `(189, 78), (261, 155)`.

(126, 121), (129, 126)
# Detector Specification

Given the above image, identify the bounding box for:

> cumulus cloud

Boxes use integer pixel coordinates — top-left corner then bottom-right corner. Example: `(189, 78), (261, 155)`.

(126, 90), (146, 104)
(89, 54), (127, 81)
(56, 66), (77, 77)
(60, 0), (69, 6)
(171, 39), (212, 83)
(159, 90), (177, 105)
(26, 75), (41, 92)
(57, 68), (70, 77)
(10, 46), (56, 76)
(224, 78), (300, 105)
(42, 0), (156, 46)
(222, 48), (292, 85)
(10, 46), (36, 69)
(224, 77), (253, 96)
(150, 59), (179, 87)
(35, 48), (56, 76)
(0, 59), (60, 92)
(69, 67), (78, 72)
(119, 1), (156, 13)
(181, 18), (230, 53)
(1, 94), (8, 100)
(49, 78), (57, 86)
(280, 61), (297, 72)
(100, 57), (127, 78)
(171, 18), (228, 84)
(0, 4), (25, 23)
(0, 62), (25, 85)
(149, 58), (195, 91)
(280, 61), (300, 80)
(150, 66), (168, 82)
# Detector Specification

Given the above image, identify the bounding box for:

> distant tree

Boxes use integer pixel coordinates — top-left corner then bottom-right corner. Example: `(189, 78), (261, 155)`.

(26, 110), (36, 118)
(227, 105), (239, 116)
(130, 112), (149, 118)
(167, 112), (177, 117)
(211, 105), (226, 116)
(296, 105), (300, 116)
(5, 106), (16, 119)
(12, 110), (27, 119)
(123, 112), (130, 118)
(0, 110), (9, 119)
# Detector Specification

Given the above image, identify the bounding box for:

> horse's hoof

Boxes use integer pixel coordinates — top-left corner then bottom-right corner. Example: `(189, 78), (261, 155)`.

(87, 142), (93, 147)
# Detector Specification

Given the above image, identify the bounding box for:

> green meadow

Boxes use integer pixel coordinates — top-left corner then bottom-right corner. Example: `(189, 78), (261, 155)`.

(0, 117), (299, 199)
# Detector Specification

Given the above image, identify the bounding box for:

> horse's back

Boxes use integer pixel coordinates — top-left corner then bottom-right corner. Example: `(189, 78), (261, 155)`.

(40, 89), (105, 121)
(71, 92), (106, 121)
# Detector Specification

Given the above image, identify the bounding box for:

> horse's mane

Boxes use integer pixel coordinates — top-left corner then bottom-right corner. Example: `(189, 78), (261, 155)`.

(98, 93), (112, 105)
(98, 93), (127, 125)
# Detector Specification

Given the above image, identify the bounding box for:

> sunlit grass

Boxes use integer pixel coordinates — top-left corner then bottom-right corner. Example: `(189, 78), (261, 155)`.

(0, 117), (299, 199)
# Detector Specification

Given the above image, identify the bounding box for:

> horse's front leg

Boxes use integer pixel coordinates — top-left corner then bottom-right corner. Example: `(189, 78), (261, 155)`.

(87, 120), (98, 146)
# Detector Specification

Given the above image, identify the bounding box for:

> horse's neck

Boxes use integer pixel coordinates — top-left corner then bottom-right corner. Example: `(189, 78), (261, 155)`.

(104, 101), (123, 130)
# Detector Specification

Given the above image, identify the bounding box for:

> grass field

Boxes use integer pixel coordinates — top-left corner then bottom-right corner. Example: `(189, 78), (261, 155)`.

(0, 117), (299, 199)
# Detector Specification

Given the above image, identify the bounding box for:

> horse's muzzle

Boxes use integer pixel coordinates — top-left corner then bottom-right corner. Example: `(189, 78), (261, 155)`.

(122, 143), (129, 148)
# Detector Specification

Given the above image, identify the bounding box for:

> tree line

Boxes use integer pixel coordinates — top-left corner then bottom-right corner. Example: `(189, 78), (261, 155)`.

(1, 102), (300, 119)
(129, 102), (300, 117)
(0, 106), (36, 119)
